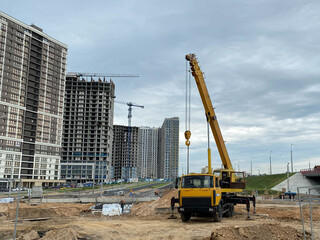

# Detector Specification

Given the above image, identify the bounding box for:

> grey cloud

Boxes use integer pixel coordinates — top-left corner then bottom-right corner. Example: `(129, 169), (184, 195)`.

(2, 0), (319, 174)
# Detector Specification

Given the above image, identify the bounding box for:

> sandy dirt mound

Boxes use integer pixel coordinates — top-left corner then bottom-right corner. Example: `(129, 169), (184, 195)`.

(1, 203), (92, 220)
(209, 223), (310, 240)
(40, 227), (83, 240)
(17, 230), (39, 240)
(130, 189), (178, 217)
(15, 225), (98, 240)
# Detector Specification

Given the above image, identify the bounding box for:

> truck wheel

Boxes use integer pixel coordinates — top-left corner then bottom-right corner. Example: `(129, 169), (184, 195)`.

(181, 212), (191, 222)
(213, 203), (222, 222)
(225, 204), (234, 217)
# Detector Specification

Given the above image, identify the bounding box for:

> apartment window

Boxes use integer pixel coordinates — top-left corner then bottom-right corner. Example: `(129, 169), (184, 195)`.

(5, 161), (12, 167)
(6, 154), (14, 160)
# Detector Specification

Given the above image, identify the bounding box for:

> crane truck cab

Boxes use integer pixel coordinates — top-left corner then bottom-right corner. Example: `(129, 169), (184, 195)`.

(174, 171), (249, 222)
(175, 173), (225, 222)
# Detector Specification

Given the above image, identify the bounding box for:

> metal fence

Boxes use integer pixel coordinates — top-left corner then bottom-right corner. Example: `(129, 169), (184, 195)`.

(297, 185), (320, 240)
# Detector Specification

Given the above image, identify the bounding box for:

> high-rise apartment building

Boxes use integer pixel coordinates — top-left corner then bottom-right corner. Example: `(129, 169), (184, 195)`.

(61, 75), (114, 183)
(111, 125), (139, 180)
(137, 127), (159, 179)
(0, 12), (67, 187)
(158, 117), (179, 179)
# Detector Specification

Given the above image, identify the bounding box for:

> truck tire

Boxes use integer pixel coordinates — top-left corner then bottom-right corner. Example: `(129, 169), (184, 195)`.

(213, 203), (222, 222)
(181, 212), (191, 222)
(224, 204), (234, 217)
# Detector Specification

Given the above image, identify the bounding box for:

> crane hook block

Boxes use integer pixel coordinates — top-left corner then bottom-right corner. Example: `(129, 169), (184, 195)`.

(184, 130), (191, 146)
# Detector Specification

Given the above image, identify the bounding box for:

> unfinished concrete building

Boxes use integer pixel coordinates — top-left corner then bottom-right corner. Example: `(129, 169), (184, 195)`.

(61, 75), (114, 183)
(111, 125), (139, 180)
(137, 127), (159, 179)
(0, 12), (67, 188)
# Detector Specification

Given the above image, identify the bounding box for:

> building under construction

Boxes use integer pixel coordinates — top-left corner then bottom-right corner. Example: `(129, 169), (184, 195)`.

(137, 127), (159, 179)
(111, 125), (139, 180)
(61, 75), (114, 183)
(158, 117), (179, 180)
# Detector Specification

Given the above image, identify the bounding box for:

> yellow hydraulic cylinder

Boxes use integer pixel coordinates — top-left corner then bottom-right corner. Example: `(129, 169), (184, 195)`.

(208, 148), (212, 174)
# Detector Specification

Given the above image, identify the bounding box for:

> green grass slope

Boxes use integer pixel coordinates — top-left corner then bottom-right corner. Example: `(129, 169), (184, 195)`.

(245, 173), (295, 190)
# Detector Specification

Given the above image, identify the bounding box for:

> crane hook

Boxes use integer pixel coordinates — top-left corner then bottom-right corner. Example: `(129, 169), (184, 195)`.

(185, 130), (191, 146)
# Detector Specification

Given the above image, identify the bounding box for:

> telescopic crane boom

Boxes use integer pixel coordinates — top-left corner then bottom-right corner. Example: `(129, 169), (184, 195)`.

(185, 53), (233, 171)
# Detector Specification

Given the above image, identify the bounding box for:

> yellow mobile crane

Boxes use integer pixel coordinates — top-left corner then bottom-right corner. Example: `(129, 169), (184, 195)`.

(171, 54), (255, 222)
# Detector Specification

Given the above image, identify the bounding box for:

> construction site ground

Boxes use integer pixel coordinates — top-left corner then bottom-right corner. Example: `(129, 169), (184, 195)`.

(0, 189), (318, 240)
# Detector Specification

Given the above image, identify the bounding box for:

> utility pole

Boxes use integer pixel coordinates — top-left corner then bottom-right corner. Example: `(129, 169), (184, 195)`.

(99, 121), (103, 198)
(309, 159), (311, 170)
(251, 159), (252, 176)
(92, 162), (95, 194)
(269, 151), (272, 175)
(287, 163), (290, 192)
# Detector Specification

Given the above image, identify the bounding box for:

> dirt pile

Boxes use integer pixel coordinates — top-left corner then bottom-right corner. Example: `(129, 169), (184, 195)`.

(0, 203), (92, 220)
(40, 227), (86, 240)
(17, 230), (39, 240)
(209, 223), (310, 240)
(130, 188), (178, 217)
(16, 226), (95, 240)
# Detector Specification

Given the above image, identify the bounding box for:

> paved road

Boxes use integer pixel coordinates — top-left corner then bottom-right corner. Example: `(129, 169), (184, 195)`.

(0, 182), (174, 200)
(103, 182), (172, 197)
(38, 182), (173, 199)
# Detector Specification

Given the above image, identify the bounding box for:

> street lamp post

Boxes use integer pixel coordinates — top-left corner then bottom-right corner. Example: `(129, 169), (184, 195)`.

(92, 162), (95, 195)
(98, 121), (103, 198)
(287, 163), (290, 192)
(290, 144), (296, 173)
(309, 159), (311, 170)
(269, 151), (272, 175)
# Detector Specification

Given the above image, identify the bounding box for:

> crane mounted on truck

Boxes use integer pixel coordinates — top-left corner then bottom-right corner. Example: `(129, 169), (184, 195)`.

(171, 54), (255, 222)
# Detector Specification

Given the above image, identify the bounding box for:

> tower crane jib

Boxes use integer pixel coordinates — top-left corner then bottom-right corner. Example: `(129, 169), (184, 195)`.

(67, 72), (140, 78)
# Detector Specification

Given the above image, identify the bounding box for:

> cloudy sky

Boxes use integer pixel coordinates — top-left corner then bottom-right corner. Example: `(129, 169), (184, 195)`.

(2, 0), (319, 175)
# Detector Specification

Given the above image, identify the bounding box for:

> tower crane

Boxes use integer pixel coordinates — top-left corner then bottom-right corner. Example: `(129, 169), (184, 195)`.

(115, 101), (144, 180)
(67, 72), (139, 78)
